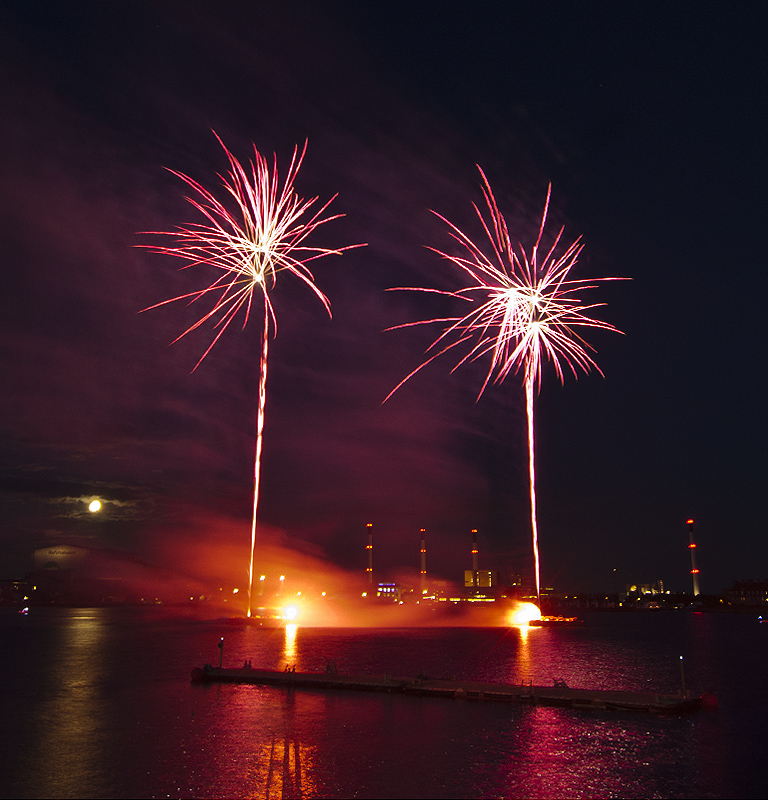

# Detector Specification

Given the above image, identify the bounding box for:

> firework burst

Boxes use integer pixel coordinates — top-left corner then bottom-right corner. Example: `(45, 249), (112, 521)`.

(388, 169), (624, 600)
(142, 134), (357, 616)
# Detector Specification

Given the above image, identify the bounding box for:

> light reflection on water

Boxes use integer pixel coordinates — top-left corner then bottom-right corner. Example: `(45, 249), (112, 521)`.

(282, 623), (298, 666)
(1, 607), (763, 798)
(512, 623), (535, 683)
(20, 610), (111, 799)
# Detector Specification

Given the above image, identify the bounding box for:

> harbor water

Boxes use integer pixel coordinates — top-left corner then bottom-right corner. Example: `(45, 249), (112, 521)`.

(1, 607), (766, 798)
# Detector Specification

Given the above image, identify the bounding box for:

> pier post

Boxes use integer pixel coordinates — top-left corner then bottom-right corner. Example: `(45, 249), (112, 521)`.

(679, 655), (687, 698)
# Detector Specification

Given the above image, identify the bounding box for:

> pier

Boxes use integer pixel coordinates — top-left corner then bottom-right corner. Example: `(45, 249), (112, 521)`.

(191, 664), (710, 713)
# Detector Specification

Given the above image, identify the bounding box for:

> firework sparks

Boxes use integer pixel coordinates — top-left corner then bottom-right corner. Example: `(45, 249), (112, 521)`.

(388, 169), (624, 600)
(142, 134), (357, 616)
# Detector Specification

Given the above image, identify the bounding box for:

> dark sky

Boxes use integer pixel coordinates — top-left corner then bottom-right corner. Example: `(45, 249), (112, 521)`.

(1, 1), (766, 594)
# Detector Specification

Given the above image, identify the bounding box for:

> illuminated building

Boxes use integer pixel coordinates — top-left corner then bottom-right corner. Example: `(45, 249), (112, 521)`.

(464, 528), (503, 596)
(376, 582), (402, 602)
(728, 580), (768, 605)
(464, 570), (498, 589)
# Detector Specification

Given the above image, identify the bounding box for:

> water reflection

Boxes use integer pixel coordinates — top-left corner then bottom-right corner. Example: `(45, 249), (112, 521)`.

(282, 623), (298, 666)
(500, 623), (539, 685)
(262, 733), (309, 799)
(4, 610), (748, 798)
(201, 681), (318, 798)
(27, 609), (107, 797)
(515, 622), (535, 680)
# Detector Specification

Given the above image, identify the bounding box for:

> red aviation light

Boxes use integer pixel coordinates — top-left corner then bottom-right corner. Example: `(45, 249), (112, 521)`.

(686, 518), (695, 525)
(691, 568), (700, 574)
(688, 543), (697, 548)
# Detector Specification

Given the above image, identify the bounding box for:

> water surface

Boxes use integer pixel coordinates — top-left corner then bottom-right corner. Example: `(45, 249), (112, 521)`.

(2, 608), (764, 798)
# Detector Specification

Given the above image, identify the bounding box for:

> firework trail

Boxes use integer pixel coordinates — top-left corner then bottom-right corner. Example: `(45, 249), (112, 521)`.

(388, 169), (623, 600)
(142, 134), (357, 616)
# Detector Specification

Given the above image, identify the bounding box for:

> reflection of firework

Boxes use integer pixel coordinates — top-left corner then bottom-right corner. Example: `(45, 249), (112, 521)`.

(389, 169), (623, 599)
(143, 135), (357, 616)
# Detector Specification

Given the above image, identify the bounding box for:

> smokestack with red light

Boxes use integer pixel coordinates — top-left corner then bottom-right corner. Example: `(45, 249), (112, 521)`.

(471, 529), (479, 574)
(686, 518), (700, 596)
(419, 529), (427, 595)
(366, 523), (373, 584)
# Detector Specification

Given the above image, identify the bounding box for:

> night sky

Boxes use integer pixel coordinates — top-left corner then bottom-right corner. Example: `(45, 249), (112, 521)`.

(1, 1), (766, 595)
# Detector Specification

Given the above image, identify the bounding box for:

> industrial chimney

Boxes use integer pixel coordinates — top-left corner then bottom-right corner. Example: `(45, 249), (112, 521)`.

(686, 518), (700, 596)
(420, 528), (427, 595)
(366, 523), (373, 584)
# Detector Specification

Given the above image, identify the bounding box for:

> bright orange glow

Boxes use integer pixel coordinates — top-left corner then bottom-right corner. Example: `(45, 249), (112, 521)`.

(688, 543), (697, 548)
(686, 518), (695, 525)
(283, 605), (299, 620)
(88, 499), (101, 513)
(509, 602), (542, 626)
(691, 569), (700, 574)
